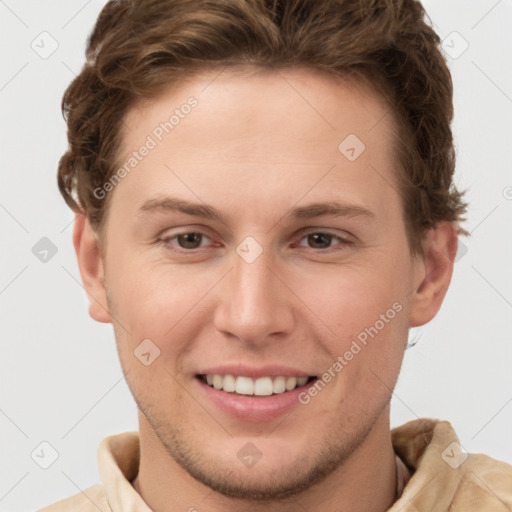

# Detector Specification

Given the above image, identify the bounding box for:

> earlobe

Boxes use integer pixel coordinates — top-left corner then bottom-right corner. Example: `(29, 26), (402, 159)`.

(73, 214), (112, 324)
(409, 222), (459, 327)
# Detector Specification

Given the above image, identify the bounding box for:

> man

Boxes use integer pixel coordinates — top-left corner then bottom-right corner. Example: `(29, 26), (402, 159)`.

(40, 0), (512, 510)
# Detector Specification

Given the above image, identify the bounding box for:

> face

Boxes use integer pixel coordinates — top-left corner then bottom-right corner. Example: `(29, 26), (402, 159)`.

(82, 67), (437, 500)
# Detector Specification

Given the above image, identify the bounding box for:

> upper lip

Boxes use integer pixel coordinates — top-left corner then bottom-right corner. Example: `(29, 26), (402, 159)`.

(197, 364), (315, 379)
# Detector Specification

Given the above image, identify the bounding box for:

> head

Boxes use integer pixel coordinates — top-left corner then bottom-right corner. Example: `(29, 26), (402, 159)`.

(62, 0), (468, 502)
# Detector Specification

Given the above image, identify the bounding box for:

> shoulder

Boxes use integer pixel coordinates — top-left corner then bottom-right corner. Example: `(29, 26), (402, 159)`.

(451, 452), (512, 510)
(391, 418), (512, 511)
(37, 484), (110, 512)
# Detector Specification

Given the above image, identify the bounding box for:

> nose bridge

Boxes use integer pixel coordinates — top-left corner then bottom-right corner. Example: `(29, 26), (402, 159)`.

(213, 242), (292, 343)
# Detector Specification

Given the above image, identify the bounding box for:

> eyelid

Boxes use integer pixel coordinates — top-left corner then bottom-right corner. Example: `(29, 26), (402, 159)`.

(158, 224), (215, 240)
(295, 227), (354, 242)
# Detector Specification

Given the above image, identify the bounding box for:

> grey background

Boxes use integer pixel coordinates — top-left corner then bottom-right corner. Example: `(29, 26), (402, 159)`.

(1, 1), (511, 510)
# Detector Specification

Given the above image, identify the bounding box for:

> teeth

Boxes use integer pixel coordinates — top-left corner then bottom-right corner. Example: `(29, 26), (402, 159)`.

(235, 376), (254, 395)
(212, 374), (223, 389)
(273, 376), (286, 394)
(223, 374), (236, 392)
(203, 374), (312, 395)
(254, 377), (273, 396)
(285, 377), (297, 391)
(297, 377), (308, 386)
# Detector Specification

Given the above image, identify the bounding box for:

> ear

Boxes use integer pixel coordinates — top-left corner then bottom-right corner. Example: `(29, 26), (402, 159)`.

(409, 221), (459, 327)
(73, 213), (111, 323)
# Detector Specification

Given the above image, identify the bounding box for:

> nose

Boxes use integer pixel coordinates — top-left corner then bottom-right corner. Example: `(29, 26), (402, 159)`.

(213, 243), (295, 346)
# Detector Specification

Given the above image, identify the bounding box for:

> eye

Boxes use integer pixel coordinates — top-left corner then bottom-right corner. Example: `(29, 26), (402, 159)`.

(297, 231), (352, 251)
(160, 231), (213, 251)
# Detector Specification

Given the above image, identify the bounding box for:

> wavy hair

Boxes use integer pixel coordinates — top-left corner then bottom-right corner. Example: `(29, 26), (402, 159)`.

(58, 0), (468, 254)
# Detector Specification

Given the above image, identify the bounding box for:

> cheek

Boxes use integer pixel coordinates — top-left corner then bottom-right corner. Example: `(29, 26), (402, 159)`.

(292, 260), (404, 333)
(292, 263), (408, 391)
(105, 259), (216, 367)
(107, 253), (196, 322)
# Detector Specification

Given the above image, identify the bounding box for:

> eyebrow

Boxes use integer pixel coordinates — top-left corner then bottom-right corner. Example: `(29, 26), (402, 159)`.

(289, 202), (375, 220)
(139, 197), (229, 224)
(138, 196), (376, 224)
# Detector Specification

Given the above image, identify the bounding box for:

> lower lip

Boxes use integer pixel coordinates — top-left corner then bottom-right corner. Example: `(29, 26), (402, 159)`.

(195, 377), (315, 422)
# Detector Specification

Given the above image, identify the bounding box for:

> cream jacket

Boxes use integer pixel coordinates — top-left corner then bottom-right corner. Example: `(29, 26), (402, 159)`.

(38, 418), (512, 511)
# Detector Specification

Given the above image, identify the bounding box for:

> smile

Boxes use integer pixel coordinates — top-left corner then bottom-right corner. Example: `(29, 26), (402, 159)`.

(199, 374), (316, 396)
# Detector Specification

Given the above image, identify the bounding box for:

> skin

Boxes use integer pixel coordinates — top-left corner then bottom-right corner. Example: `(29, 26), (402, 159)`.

(74, 66), (458, 512)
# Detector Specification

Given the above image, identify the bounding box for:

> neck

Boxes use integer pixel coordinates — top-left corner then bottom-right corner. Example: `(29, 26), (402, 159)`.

(132, 409), (397, 512)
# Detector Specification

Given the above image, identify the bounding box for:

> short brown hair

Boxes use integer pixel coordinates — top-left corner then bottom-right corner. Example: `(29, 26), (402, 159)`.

(58, 0), (468, 254)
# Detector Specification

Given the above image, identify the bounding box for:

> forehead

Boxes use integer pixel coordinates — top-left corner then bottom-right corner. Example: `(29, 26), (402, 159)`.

(114, 67), (400, 222)
(121, 66), (395, 160)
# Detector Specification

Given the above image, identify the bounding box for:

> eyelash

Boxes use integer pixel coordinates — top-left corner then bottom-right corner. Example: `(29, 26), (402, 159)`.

(158, 230), (353, 254)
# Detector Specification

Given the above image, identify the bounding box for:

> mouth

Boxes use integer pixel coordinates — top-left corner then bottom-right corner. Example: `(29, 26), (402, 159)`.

(197, 374), (317, 396)
(195, 369), (320, 422)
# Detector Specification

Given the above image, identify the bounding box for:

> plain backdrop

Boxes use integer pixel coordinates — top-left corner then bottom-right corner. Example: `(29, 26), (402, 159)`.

(0, 1), (511, 510)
